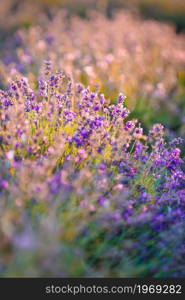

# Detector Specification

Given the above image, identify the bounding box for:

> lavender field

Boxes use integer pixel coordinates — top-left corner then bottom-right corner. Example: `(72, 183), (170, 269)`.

(0, 0), (185, 277)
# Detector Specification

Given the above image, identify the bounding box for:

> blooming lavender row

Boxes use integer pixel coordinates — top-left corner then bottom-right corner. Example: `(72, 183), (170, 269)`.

(0, 63), (185, 277)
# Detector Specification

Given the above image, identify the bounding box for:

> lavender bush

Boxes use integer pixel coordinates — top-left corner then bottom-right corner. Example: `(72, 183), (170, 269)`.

(0, 62), (185, 277)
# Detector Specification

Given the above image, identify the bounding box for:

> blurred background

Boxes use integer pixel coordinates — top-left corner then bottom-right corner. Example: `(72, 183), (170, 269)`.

(1, 0), (185, 32)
